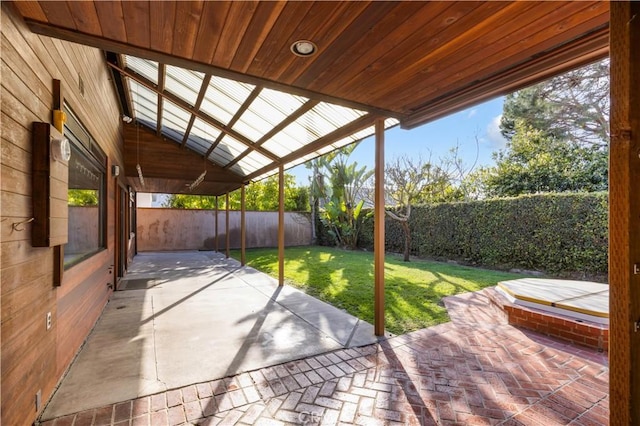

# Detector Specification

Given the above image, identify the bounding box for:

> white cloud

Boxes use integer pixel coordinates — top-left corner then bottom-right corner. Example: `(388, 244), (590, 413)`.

(486, 114), (508, 148)
(467, 108), (478, 118)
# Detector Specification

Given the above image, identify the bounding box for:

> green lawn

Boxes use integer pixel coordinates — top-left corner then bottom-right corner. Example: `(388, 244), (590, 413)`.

(231, 246), (526, 335)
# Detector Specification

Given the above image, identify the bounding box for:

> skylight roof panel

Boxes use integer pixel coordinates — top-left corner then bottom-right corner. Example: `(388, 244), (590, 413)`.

(313, 103), (366, 127)
(262, 137), (303, 157)
(200, 77), (254, 126)
(231, 112), (266, 142)
(259, 88), (308, 116)
(185, 138), (209, 156)
(162, 100), (191, 127)
(209, 135), (246, 166)
(269, 120), (321, 149)
(229, 160), (258, 176)
(229, 148), (271, 176)
(211, 76), (254, 103)
(161, 126), (184, 143)
(243, 150), (271, 168)
(245, 89), (305, 129)
(208, 150), (232, 167)
(161, 100), (190, 141)
(129, 80), (157, 124)
(165, 65), (203, 105)
(125, 56), (158, 84)
(188, 118), (221, 152)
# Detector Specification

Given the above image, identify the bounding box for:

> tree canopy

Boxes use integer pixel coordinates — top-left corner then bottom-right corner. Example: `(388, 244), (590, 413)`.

(484, 121), (608, 197)
(475, 59), (609, 197)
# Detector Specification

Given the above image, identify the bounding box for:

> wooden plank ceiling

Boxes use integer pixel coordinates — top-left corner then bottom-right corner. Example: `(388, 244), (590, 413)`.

(12, 1), (610, 195)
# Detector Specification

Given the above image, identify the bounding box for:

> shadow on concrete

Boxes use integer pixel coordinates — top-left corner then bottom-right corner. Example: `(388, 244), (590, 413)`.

(41, 251), (377, 420)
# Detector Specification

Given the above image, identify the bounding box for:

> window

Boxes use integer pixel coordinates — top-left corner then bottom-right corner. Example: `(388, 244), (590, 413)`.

(64, 105), (107, 268)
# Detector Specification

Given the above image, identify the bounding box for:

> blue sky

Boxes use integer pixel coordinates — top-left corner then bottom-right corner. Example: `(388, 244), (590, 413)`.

(289, 96), (509, 185)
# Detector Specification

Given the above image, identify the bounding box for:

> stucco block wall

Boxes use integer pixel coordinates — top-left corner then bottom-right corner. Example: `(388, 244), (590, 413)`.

(137, 208), (312, 251)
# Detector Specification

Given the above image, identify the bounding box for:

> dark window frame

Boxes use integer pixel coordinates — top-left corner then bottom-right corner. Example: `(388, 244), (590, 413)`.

(63, 104), (108, 269)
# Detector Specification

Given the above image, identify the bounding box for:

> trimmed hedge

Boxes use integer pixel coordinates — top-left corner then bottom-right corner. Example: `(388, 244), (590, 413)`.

(353, 192), (608, 277)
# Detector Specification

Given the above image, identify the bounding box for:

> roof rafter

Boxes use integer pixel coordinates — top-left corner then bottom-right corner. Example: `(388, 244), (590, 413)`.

(205, 86), (263, 159)
(107, 61), (280, 162)
(156, 63), (165, 135)
(25, 19), (404, 120)
(224, 99), (320, 170)
(246, 113), (379, 181)
(180, 74), (212, 149)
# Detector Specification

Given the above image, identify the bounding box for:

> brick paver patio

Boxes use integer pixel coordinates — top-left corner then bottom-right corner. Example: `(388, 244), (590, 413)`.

(39, 289), (609, 425)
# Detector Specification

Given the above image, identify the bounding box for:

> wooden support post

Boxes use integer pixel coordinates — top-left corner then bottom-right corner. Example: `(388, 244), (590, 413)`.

(241, 184), (246, 266)
(214, 195), (219, 252)
(374, 119), (385, 336)
(225, 192), (230, 259)
(278, 165), (285, 286)
(610, 2), (640, 425)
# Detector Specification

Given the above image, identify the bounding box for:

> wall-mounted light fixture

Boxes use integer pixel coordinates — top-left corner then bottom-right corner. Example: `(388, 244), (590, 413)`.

(112, 165), (120, 177)
(51, 136), (71, 163)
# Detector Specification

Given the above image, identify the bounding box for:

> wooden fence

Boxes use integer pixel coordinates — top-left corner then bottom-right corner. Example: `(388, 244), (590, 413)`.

(136, 208), (312, 251)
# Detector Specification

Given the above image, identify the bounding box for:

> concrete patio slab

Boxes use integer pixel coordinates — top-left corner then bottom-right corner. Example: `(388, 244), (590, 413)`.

(41, 251), (380, 420)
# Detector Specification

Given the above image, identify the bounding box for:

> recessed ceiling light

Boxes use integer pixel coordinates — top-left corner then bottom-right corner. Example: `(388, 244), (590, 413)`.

(290, 40), (317, 57)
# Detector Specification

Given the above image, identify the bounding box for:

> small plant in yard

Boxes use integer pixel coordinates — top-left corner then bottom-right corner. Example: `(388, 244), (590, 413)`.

(231, 246), (526, 335)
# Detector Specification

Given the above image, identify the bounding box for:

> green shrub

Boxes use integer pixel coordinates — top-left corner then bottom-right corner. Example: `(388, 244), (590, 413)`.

(354, 192), (608, 277)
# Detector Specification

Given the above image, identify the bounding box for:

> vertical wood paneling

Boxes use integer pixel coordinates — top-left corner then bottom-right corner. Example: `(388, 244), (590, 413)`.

(171, 1), (204, 59)
(66, 1), (101, 35)
(122, 1), (150, 49)
(149, 1), (176, 53)
(212, 1), (258, 68)
(93, 1), (127, 42)
(238, 1), (303, 74)
(192, 1), (230, 64)
(609, 3), (640, 424)
(1, 3), (124, 425)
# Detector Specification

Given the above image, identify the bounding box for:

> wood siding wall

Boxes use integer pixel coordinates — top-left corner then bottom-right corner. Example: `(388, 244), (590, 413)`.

(137, 208), (312, 251)
(1, 4), (125, 425)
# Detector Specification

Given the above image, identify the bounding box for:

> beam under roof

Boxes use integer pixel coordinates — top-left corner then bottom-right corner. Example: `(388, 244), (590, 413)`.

(25, 19), (403, 121)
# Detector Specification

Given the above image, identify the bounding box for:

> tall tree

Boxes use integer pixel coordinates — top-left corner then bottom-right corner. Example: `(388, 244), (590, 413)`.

(482, 59), (610, 197)
(485, 121), (608, 197)
(500, 59), (609, 148)
(383, 147), (471, 261)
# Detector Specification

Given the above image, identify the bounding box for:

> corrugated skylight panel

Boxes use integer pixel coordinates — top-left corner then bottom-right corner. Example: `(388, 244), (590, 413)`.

(129, 80), (157, 126)
(232, 109), (269, 142)
(262, 137), (304, 157)
(186, 118), (221, 156)
(161, 100), (191, 141)
(313, 103), (366, 126)
(230, 150), (272, 176)
(232, 90), (308, 142)
(248, 89), (306, 127)
(201, 77), (254, 126)
(165, 65), (203, 105)
(260, 88), (308, 113)
(209, 135), (247, 166)
(125, 56), (159, 84)
(268, 122), (320, 150)
(162, 127), (184, 144)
